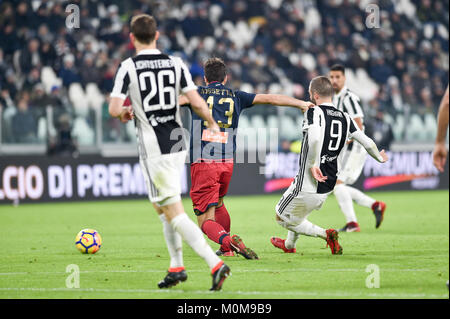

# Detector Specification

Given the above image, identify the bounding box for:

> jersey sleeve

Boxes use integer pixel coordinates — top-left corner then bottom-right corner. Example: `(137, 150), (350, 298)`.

(236, 91), (256, 109)
(348, 116), (359, 136)
(343, 95), (364, 119)
(110, 62), (130, 100)
(302, 107), (319, 130)
(178, 58), (197, 94)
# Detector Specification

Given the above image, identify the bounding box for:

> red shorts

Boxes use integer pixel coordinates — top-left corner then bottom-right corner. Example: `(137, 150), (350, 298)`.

(190, 161), (234, 215)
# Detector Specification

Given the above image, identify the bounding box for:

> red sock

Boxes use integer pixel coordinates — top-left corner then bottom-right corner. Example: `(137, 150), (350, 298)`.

(201, 219), (231, 250)
(215, 204), (231, 233)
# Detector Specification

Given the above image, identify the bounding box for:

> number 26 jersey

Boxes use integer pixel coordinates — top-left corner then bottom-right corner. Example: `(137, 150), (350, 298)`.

(111, 49), (197, 158)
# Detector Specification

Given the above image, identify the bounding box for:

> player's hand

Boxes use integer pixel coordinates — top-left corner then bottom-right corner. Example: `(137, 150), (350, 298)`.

(299, 101), (315, 113)
(432, 143), (448, 173)
(207, 121), (220, 134)
(310, 166), (328, 183)
(119, 107), (134, 123)
(346, 139), (353, 145)
(379, 149), (389, 163)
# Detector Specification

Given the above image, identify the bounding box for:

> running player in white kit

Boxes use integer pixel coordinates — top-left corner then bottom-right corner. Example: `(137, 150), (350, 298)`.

(329, 64), (387, 232)
(108, 14), (230, 290)
(271, 76), (388, 255)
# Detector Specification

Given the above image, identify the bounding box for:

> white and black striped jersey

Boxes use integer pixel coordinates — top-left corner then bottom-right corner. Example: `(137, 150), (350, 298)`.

(111, 49), (197, 158)
(332, 86), (364, 121)
(294, 103), (360, 194)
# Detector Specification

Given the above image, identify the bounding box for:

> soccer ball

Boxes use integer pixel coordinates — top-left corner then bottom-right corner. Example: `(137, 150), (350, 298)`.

(75, 229), (102, 254)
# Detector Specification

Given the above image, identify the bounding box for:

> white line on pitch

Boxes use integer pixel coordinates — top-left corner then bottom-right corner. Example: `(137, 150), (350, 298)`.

(0, 268), (441, 276)
(0, 287), (447, 299)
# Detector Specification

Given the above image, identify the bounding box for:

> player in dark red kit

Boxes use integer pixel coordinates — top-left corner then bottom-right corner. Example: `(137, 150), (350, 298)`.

(180, 58), (313, 258)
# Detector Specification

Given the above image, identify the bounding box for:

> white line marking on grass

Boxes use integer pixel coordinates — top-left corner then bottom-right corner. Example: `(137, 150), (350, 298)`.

(0, 268), (440, 276)
(0, 287), (447, 299)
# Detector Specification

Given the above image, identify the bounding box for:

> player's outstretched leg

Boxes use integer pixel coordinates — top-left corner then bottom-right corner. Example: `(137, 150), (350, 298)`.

(339, 221), (360, 232)
(230, 235), (259, 259)
(214, 204), (233, 256)
(215, 204), (231, 233)
(334, 184), (360, 232)
(158, 267), (188, 288)
(345, 186), (386, 229)
(325, 229), (343, 255)
(372, 201), (386, 229)
(200, 212), (258, 260)
(270, 236), (297, 253)
(270, 230), (298, 253)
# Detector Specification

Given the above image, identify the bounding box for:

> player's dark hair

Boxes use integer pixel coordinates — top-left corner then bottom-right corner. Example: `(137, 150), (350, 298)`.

(310, 76), (334, 98)
(204, 57), (227, 83)
(130, 14), (157, 44)
(330, 64), (345, 74)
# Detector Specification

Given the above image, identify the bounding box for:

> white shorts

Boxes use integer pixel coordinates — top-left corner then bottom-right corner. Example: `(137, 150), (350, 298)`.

(140, 151), (187, 206)
(337, 142), (367, 185)
(276, 181), (329, 226)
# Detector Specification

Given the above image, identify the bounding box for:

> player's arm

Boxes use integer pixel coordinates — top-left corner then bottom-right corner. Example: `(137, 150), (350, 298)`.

(353, 117), (363, 130)
(178, 95), (189, 106)
(252, 94), (314, 113)
(433, 85), (449, 172)
(184, 90), (219, 132)
(109, 63), (133, 123)
(349, 118), (388, 163)
(108, 97), (134, 123)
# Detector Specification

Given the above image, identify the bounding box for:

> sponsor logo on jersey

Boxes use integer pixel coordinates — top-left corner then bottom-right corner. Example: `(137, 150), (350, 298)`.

(321, 154), (338, 163)
(148, 114), (175, 127)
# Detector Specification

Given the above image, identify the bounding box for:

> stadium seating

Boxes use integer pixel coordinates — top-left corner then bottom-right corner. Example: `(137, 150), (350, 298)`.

(72, 117), (95, 145)
(0, 0), (447, 151)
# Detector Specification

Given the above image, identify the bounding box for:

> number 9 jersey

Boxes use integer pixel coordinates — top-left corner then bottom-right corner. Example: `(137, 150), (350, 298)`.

(188, 82), (256, 163)
(296, 103), (360, 194)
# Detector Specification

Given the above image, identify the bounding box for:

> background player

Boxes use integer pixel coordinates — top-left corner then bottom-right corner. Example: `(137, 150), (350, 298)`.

(108, 14), (230, 291)
(271, 76), (388, 255)
(329, 64), (386, 232)
(432, 85), (449, 173)
(179, 57), (313, 258)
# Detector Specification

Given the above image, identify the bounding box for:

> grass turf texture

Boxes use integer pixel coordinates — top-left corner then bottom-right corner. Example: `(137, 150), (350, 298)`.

(0, 190), (448, 299)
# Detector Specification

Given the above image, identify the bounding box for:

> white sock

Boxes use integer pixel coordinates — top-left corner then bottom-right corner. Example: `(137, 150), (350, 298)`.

(285, 231), (299, 249)
(289, 220), (327, 239)
(159, 214), (183, 269)
(170, 213), (222, 271)
(334, 184), (357, 223)
(345, 185), (376, 208)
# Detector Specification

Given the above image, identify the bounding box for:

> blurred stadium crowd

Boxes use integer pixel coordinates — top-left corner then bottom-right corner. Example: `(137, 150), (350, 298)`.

(0, 0), (448, 153)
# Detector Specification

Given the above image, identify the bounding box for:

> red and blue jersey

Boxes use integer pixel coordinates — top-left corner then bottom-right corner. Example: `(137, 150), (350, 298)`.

(188, 82), (256, 163)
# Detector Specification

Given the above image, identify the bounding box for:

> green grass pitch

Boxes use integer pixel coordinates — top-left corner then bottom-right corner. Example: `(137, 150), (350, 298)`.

(0, 190), (448, 299)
